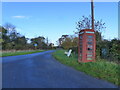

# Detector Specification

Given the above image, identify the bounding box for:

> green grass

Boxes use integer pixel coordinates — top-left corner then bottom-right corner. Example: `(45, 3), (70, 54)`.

(52, 50), (120, 86)
(1, 50), (45, 57)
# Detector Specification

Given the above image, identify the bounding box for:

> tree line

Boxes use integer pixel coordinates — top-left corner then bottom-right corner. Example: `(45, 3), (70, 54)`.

(0, 23), (54, 50)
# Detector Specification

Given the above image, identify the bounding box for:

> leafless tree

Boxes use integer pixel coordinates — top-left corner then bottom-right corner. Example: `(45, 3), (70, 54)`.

(76, 15), (106, 33)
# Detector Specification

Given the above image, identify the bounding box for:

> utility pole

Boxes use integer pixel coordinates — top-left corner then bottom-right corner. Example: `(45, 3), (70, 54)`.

(91, 0), (94, 30)
(46, 37), (49, 49)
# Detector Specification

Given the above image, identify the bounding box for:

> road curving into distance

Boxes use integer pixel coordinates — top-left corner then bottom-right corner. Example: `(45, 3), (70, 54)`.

(2, 50), (118, 88)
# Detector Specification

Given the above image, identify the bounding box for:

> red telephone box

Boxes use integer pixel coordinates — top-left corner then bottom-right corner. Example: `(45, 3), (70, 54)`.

(78, 29), (96, 63)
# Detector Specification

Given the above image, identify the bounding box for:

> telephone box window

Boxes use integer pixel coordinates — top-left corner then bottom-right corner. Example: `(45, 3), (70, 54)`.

(87, 58), (92, 60)
(87, 35), (93, 38)
(80, 48), (82, 50)
(80, 36), (82, 39)
(80, 45), (82, 47)
(87, 39), (93, 42)
(87, 55), (93, 57)
(88, 45), (93, 48)
(80, 40), (82, 43)
(88, 48), (92, 50)
(87, 51), (92, 54)
(80, 43), (82, 45)
(88, 42), (93, 44)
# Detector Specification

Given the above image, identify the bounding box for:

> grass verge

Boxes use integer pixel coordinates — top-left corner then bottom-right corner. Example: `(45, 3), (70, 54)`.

(1, 50), (45, 57)
(52, 50), (120, 86)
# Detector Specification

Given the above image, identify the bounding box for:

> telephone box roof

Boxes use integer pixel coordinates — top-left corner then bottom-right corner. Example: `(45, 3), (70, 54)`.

(79, 29), (95, 33)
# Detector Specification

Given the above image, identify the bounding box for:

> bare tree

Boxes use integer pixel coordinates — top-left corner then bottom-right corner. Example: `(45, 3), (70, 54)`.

(4, 23), (16, 31)
(46, 37), (49, 46)
(76, 15), (106, 33)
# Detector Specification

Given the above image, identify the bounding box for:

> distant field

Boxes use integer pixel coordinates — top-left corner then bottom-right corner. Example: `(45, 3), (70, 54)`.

(52, 50), (120, 86)
(0, 50), (45, 57)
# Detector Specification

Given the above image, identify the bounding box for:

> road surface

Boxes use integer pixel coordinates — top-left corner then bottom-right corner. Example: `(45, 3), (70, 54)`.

(2, 50), (117, 88)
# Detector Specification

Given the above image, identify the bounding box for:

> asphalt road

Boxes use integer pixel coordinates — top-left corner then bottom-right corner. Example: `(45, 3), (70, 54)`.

(2, 50), (118, 88)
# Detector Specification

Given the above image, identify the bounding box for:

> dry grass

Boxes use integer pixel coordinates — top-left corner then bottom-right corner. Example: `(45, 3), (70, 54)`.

(1, 49), (44, 57)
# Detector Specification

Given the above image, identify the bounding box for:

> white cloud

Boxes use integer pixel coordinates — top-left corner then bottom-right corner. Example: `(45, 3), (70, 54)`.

(12, 16), (27, 19)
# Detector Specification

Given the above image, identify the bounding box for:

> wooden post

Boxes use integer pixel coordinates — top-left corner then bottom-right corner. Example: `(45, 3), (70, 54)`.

(91, 0), (94, 30)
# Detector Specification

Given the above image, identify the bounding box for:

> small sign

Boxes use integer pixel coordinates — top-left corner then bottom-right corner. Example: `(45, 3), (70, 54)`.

(64, 49), (72, 57)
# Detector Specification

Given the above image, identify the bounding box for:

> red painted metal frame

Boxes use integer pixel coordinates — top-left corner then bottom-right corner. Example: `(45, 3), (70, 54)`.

(78, 29), (96, 63)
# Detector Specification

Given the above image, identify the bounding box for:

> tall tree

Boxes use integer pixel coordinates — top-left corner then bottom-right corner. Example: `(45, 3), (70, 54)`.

(58, 35), (68, 47)
(58, 35), (78, 50)
(2, 23), (29, 50)
(31, 36), (47, 49)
